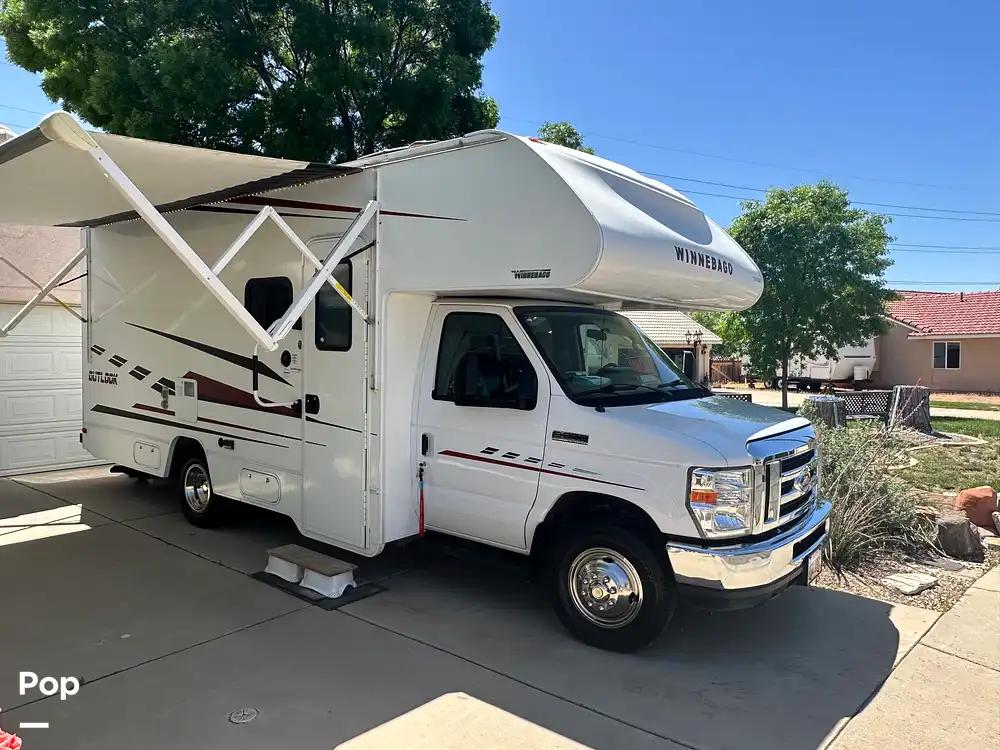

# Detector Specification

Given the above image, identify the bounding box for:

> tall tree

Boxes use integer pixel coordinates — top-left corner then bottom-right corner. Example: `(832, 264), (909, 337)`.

(1, 0), (500, 162)
(728, 182), (895, 408)
(689, 311), (746, 360)
(538, 121), (594, 154)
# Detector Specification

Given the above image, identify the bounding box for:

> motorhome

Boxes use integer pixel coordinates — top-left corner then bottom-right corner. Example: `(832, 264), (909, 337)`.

(0, 113), (829, 651)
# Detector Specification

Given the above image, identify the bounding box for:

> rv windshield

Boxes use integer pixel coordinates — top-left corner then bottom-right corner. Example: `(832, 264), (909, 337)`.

(515, 306), (709, 407)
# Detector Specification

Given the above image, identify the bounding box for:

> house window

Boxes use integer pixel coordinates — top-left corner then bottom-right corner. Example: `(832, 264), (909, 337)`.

(245, 277), (293, 329)
(932, 341), (960, 370)
(315, 262), (352, 351)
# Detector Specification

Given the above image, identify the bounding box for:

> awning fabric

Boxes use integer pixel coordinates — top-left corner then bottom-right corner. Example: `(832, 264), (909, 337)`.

(0, 112), (356, 228)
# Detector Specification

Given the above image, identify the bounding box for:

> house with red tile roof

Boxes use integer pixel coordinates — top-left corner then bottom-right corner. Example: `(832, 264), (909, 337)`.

(874, 290), (1000, 393)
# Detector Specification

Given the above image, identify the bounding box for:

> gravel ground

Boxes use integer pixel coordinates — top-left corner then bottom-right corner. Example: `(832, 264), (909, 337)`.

(815, 547), (1000, 611)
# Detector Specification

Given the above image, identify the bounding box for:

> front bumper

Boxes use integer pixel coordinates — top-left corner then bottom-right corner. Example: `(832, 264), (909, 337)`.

(666, 498), (831, 606)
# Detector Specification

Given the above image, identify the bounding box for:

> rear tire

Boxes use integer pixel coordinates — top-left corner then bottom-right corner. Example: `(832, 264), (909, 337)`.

(552, 523), (675, 652)
(178, 457), (227, 527)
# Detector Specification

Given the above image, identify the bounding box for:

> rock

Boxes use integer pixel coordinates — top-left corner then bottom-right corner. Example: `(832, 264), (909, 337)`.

(986, 537), (1000, 549)
(937, 512), (985, 562)
(993, 511), (1000, 534)
(975, 525), (998, 539)
(882, 572), (938, 595)
(954, 486), (999, 529)
(921, 555), (966, 572)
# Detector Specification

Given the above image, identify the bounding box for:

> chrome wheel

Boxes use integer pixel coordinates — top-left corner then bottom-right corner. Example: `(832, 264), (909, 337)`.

(567, 547), (644, 629)
(183, 463), (211, 513)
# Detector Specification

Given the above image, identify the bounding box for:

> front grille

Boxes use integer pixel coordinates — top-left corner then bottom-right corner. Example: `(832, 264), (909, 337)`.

(781, 448), (815, 473)
(759, 443), (818, 530)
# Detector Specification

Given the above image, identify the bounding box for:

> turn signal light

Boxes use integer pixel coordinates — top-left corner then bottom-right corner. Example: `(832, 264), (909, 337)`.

(690, 488), (717, 505)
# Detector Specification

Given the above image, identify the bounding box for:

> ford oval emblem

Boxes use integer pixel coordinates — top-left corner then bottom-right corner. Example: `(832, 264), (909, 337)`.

(795, 466), (814, 492)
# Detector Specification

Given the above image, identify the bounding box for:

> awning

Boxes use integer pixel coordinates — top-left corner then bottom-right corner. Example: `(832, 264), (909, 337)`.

(0, 112), (373, 353)
(0, 112), (355, 228)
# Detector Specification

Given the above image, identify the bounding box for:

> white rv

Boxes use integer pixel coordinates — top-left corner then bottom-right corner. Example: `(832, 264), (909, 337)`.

(781, 340), (877, 391)
(0, 114), (829, 651)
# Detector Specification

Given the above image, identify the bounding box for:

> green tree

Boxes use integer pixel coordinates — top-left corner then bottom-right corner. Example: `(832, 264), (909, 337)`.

(689, 311), (746, 359)
(1, 0), (500, 162)
(728, 182), (895, 408)
(537, 121), (594, 154)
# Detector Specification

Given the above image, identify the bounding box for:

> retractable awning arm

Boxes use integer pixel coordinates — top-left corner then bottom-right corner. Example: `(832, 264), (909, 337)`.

(10, 113), (375, 351)
(0, 247), (87, 337)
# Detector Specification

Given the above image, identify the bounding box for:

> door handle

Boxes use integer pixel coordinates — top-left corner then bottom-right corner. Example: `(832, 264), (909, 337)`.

(305, 394), (320, 414)
(421, 433), (431, 456)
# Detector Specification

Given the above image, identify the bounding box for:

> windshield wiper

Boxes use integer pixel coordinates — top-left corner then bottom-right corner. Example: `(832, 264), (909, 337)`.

(574, 383), (664, 397)
(654, 381), (712, 398)
(653, 381), (689, 390)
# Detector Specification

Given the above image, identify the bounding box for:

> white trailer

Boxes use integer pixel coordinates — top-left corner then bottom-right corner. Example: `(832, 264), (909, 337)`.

(0, 114), (829, 651)
(781, 340), (877, 391)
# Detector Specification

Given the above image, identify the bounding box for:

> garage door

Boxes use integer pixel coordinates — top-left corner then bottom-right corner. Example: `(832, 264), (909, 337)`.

(0, 302), (100, 476)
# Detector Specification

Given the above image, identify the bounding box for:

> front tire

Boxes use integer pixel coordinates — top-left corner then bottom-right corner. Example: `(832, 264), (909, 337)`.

(552, 524), (676, 652)
(178, 457), (227, 527)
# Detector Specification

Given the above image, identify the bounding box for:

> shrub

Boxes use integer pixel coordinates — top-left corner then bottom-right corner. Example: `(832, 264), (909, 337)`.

(813, 422), (934, 572)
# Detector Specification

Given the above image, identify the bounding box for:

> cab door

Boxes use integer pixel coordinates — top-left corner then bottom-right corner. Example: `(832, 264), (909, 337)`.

(416, 305), (550, 550)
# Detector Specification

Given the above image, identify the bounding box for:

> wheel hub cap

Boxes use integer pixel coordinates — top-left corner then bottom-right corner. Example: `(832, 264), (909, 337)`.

(568, 547), (643, 629)
(184, 465), (211, 512)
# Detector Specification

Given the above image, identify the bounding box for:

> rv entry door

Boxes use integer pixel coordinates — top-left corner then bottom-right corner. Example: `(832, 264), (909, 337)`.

(300, 244), (370, 549)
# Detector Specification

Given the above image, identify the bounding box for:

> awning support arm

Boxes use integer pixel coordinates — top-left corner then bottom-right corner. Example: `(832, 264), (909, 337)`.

(81, 141), (374, 353)
(267, 199), (376, 342)
(0, 247), (87, 337)
(86, 147), (283, 351)
(249, 199), (378, 408)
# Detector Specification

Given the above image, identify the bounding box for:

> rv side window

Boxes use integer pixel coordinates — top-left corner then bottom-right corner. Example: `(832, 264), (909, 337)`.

(315, 262), (352, 351)
(433, 312), (537, 410)
(244, 277), (294, 330)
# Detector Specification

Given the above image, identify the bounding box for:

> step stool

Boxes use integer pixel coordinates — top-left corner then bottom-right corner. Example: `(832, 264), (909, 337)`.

(265, 544), (357, 599)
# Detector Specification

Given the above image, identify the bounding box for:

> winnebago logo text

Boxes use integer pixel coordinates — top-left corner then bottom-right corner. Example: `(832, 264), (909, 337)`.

(674, 245), (734, 275)
(511, 268), (551, 280)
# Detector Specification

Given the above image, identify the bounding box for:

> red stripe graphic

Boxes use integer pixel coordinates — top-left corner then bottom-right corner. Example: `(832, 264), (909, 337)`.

(437, 449), (644, 492)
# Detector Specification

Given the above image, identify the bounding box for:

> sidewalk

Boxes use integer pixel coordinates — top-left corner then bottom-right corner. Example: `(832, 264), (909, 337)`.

(826, 565), (1000, 749)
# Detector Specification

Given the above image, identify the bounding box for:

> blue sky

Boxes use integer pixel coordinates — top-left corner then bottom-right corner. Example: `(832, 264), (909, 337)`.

(2, 1), (998, 290)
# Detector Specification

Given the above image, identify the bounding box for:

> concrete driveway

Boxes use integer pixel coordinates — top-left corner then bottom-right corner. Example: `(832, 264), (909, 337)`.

(1, 467), (941, 750)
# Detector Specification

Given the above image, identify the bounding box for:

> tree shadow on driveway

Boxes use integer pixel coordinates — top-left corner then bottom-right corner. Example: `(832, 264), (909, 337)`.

(341, 547), (932, 750)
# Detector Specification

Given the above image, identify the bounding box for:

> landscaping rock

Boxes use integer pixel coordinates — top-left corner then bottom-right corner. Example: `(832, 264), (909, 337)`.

(993, 511), (1000, 534)
(882, 572), (938, 595)
(954, 486), (999, 530)
(937, 512), (985, 562)
(920, 555), (966, 572)
(975, 525), (997, 539)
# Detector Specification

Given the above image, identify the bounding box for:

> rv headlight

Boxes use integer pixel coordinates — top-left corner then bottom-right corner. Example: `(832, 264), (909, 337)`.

(688, 467), (755, 538)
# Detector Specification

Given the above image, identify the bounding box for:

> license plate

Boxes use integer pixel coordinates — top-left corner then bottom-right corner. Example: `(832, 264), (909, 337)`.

(807, 548), (823, 582)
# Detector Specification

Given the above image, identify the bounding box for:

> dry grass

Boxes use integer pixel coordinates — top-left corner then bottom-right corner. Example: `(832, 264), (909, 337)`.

(897, 434), (1000, 494)
(810, 420), (936, 572)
